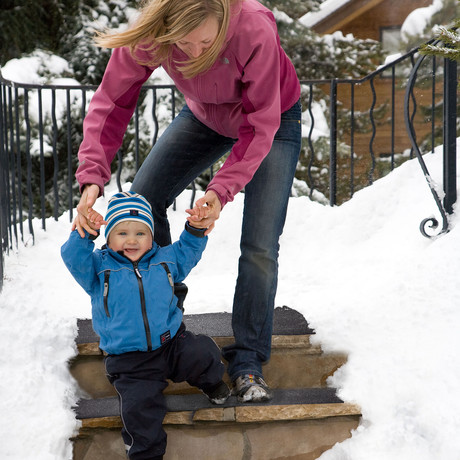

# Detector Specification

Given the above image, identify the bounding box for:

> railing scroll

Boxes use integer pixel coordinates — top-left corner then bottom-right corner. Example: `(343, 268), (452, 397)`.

(404, 44), (458, 238)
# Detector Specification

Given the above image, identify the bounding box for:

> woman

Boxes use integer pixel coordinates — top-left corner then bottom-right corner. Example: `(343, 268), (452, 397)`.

(74, 0), (302, 404)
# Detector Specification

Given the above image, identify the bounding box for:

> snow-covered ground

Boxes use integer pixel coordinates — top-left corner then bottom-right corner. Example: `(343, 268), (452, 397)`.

(1, 140), (460, 459)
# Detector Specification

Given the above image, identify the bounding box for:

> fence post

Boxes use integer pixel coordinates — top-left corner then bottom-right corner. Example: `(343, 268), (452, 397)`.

(443, 57), (457, 214)
(329, 79), (338, 206)
(0, 84), (6, 292)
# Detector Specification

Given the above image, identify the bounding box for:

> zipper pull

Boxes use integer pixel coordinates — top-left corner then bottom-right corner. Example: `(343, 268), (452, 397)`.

(160, 262), (173, 287)
(103, 270), (110, 297)
(103, 271), (110, 317)
(133, 262), (142, 278)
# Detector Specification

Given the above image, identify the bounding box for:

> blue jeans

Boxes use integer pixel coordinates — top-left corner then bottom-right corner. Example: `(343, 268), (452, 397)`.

(131, 100), (302, 380)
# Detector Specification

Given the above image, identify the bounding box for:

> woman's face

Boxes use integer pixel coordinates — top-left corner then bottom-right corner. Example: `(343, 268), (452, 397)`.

(175, 16), (219, 58)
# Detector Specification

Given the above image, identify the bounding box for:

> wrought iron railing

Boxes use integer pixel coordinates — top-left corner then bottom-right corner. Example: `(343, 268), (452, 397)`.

(1, 43), (457, 291)
(404, 44), (458, 238)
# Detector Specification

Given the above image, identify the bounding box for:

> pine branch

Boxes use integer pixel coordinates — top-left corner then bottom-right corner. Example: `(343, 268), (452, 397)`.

(419, 43), (460, 60)
(435, 26), (460, 47)
(419, 24), (460, 61)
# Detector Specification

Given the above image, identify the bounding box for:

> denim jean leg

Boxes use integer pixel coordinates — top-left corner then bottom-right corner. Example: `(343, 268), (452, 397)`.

(222, 100), (302, 380)
(131, 105), (234, 246)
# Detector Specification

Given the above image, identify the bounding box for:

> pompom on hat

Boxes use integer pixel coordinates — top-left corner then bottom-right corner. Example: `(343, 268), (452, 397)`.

(105, 192), (154, 240)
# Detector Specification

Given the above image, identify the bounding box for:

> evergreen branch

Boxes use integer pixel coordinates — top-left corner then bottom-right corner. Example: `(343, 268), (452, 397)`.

(419, 43), (460, 60)
(418, 25), (460, 61)
(436, 26), (460, 46)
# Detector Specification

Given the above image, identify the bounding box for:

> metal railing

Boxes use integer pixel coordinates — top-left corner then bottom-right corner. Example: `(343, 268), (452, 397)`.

(1, 43), (458, 291)
(405, 46), (458, 238)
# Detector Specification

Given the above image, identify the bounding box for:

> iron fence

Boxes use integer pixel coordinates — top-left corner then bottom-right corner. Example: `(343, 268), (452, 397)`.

(1, 45), (458, 291)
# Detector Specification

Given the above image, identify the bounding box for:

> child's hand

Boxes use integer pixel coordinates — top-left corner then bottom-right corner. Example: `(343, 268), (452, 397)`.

(87, 208), (107, 229)
(186, 190), (221, 235)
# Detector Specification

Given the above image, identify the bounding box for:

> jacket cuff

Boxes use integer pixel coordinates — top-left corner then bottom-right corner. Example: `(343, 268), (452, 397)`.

(206, 184), (227, 209)
(185, 222), (207, 238)
(88, 229), (100, 241)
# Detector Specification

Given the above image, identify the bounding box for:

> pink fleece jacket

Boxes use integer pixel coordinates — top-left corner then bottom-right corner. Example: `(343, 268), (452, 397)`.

(76, 0), (300, 207)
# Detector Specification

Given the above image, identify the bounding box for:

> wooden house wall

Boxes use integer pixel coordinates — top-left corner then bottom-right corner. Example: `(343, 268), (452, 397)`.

(325, 0), (433, 41)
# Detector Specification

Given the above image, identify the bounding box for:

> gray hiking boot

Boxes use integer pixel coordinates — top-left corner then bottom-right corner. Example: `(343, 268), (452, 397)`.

(232, 374), (273, 403)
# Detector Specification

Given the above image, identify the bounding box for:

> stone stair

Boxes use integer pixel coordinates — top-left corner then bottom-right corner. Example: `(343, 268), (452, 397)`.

(70, 307), (361, 459)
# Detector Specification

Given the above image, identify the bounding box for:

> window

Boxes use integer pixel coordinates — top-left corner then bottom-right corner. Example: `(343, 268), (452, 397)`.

(380, 27), (403, 77)
(381, 27), (402, 54)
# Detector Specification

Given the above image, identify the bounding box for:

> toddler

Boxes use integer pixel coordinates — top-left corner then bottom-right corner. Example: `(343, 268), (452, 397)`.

(61, 191), (229, 460)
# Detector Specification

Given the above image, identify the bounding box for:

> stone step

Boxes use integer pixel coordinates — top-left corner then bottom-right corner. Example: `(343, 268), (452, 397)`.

(75, 306), (314, 349)
(70, 308), (347, 398)
(73, 389), (361, 460)
(71, 308), (359, 459)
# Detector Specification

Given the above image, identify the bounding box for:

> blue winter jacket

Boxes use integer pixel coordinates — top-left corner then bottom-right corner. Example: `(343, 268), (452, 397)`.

(61, 223), (207, 355)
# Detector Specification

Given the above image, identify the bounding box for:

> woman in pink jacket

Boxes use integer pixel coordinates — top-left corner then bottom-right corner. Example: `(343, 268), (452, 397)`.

(75, 0), (301, 407)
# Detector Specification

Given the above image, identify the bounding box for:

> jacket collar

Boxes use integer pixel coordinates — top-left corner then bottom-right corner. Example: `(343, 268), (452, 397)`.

(105, 244), (159, 264)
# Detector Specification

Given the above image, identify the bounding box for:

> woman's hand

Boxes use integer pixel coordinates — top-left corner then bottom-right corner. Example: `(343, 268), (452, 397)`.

(186, 190), (222, 235)
(72, 184), (101, 237)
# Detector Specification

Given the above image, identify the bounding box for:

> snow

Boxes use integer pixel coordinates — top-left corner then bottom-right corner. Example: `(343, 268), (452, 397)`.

(383, 53), (403, 65)
(272, 8), (294, 25)
(299, 0), (354, 28)
(2, 139), (460, 459)
(1, 50), (72, 85)
(401, 0), (445, 39)
(1, 51), (83, 136)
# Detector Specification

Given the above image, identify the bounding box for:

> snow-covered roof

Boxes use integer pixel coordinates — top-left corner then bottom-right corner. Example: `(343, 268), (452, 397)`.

(300, 0), (354, 28)
(300, 0), (445, 38)
(299, 0), (387, 32)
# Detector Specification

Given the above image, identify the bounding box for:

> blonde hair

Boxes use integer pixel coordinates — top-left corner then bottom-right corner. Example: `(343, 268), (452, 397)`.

(96, 0), (234, 79)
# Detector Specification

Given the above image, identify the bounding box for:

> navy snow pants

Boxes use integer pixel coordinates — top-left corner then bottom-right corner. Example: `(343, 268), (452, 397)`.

(105, 324), (225, 459)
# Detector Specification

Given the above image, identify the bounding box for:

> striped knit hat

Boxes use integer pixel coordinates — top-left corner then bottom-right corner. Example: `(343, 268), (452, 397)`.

(105, 192), (154, 240)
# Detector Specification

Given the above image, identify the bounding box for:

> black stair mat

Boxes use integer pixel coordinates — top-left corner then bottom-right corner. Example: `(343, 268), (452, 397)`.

(75, 388), (343, 420)
(76, 306), (314, 345)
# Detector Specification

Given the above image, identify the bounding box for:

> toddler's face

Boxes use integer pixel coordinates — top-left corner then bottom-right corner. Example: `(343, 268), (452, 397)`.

(108, 221), (153, 262)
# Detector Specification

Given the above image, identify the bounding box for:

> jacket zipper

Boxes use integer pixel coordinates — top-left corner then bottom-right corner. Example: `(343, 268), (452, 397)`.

(160, 262), (174, 306)
(133, 261), (153, 351)
(103, 270), (111, 317)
